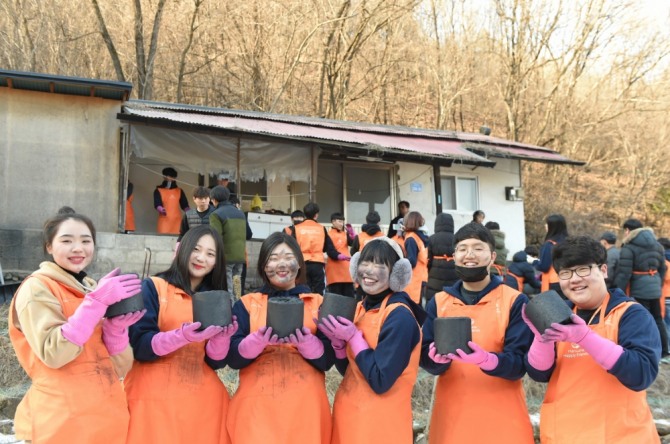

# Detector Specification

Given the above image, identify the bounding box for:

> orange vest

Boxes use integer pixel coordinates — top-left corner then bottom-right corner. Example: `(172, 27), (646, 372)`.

(9, 275), (129, 444)
(390, 234), (406, 256)
(430, 287), (534, 444)
(157, 187), (183, 234)
(294, 219), (327, 263)
(125, 193), (136, 231)
(124, 277), (230, 444)
(541, 240), (559, 292)
(540, 294), (657, 443)
(404, 232), (428, 304)
(357, 231), (384, 251)
(507, 271), (523, 291)
(662, 259), (670, 318)
(326, 228), (353, 284)
(331, 296), (421, 444)
(227, 292), (331, 444)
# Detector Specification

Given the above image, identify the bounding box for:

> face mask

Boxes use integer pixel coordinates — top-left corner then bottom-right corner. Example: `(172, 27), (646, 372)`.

(455, 265), (489, 282)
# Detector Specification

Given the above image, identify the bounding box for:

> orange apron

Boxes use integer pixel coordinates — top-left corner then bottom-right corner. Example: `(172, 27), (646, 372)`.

(124, 277), (230, 444)
(326, 228), (353, 285)
(507, 271), (523, 291)
(9, 275), (129, 444)
(295, 220), (327, 263)
(541, 240), (558, 292)
(390, 234), (406, 256)
(331, 296), (421, 444)
(157, 187), (182, 234)
(404, 232), (428, 304)
(125, 193), (136, 231)
(430, 287), (534, 444)
(540, 295), (658, 443)
(227, 292), (331, 444)
(357, 231), (384, 251)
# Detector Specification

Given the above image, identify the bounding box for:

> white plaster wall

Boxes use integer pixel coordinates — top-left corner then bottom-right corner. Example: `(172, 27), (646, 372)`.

(395, 162), (437, 233)
(0, 89), (122, 232)
(440, 158), (526, 260)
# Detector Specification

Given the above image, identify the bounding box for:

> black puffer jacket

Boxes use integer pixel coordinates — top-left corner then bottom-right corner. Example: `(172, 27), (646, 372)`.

(613, 227), (667, 299)
(426, 213), (457, 301)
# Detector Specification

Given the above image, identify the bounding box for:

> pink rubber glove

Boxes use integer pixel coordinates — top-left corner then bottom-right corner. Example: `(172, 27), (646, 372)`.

(316, 318), (347, 359)
(521, 304), (556, 371)
(157, 205), (167, 215)
(151, 322), (223, 356)
(205, 317), (239, 360)
(428, 342), (452, 364)
(238, 326), (281, 360)
(61, 269), (142, 346)
(345, 224), (356, 240)
(543, 314), (623, 370)
(288, 327), (325, 360)
(89, 268), (142, 306)
(319, 315), (359, 342)
(448, 341), (499, 371)
(102, 310), (146, 356)
(347, 330), (370, 357)
(337, 253), (351, 261)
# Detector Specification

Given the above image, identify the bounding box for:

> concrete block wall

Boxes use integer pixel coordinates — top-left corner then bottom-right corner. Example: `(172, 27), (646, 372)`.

(0, 228), (265, 292)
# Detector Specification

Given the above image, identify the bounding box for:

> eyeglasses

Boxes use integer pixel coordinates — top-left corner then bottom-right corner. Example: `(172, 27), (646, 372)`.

(454, 245), (491, 256)
(557, 264), (599, 280)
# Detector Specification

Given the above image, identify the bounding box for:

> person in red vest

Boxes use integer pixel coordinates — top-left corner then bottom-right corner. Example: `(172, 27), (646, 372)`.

(153, 166), (190, 234)
(288, 202), (340, 294)
(226, 232), (335, 443)
(125, 225), (235, 443)
(325, 212), (355, 298)
(523, 235), (661, 443)
(420, 222), (534, 444)
(319, 237), (424, 444)
(9, 209), (142, 443)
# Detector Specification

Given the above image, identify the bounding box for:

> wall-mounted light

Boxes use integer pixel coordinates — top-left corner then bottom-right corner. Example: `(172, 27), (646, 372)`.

(505, 186), (524, 201)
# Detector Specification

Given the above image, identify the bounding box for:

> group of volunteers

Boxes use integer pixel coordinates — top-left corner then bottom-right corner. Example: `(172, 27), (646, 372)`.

(8, 197), (664, 444)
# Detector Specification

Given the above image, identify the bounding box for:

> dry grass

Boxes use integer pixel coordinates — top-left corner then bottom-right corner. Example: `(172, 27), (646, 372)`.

(0, 304), (30, 394)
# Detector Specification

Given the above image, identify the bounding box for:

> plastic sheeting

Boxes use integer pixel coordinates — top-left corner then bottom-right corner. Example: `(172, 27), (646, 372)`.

(130, 125), (317, 182)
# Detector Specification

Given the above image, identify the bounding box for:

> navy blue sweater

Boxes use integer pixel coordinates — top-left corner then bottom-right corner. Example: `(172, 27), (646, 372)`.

(525, 289), (661, 391)
(128, 278), (225, 370)
(334, 291), (423, 395)
(420, 276), (532, 380)
(226, 284), (335, 372)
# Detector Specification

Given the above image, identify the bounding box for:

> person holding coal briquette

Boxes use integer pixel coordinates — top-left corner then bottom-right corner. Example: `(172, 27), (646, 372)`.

(523, 235), (660, 443)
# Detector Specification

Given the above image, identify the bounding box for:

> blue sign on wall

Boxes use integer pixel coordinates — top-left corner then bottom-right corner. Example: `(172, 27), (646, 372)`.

(410, 182), (422, 192)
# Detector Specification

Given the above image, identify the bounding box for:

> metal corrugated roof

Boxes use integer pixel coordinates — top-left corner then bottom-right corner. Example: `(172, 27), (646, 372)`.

(121, 103), (496, 166)
(122, 100), (583, 166)
(0, 69), (132, 101)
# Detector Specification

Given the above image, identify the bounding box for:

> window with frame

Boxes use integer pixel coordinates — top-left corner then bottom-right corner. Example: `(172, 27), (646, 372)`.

(441, 175), (478, 211)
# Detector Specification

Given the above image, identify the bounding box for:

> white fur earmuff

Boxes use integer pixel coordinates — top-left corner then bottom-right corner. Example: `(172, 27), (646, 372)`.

(349, 237), (413, 292)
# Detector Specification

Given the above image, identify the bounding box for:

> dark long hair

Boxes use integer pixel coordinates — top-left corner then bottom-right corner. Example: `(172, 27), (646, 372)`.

(157, 225), (227, 294)
(257, 232), (306, 288)
(545, 214), (568, 242)
(358, 239), (401, 270)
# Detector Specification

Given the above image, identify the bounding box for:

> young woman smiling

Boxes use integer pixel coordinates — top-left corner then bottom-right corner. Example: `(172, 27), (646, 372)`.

(9, 210), (142, 443)
(226, 232), (335, 444)
(125, 225), (236, 444)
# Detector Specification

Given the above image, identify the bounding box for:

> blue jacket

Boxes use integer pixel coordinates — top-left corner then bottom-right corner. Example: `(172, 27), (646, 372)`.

(613, 228), (666, 300)
(525, 288), (660, 391)
(334, 291), (423, 394)
(505, 251), (541, 291)
(420, 276), (532, 380)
